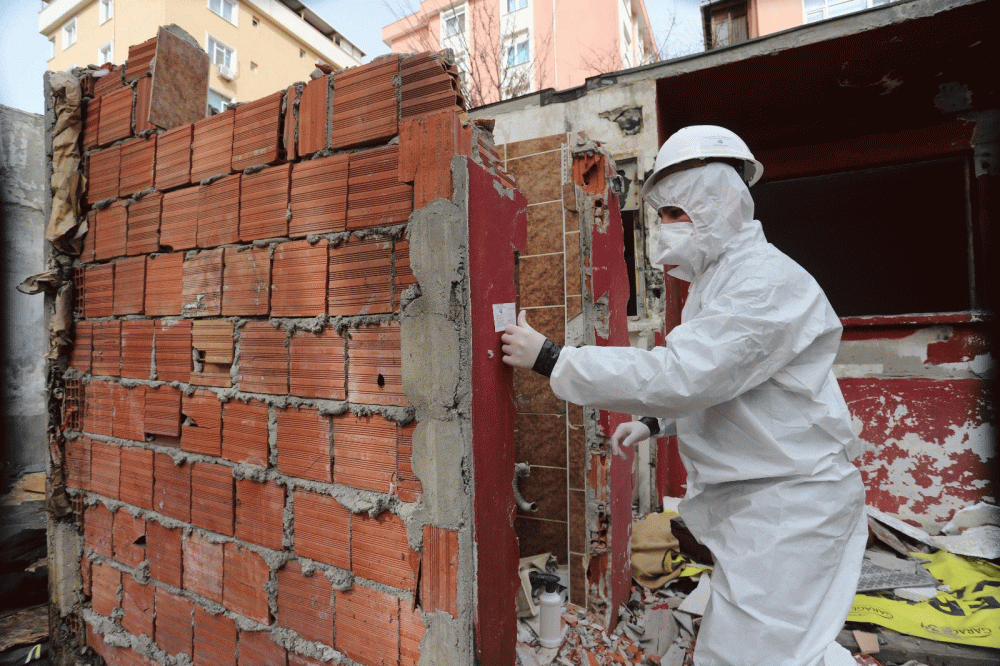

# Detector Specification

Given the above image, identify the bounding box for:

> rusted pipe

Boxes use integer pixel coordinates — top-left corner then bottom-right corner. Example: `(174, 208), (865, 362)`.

(513, 462), (538, 513)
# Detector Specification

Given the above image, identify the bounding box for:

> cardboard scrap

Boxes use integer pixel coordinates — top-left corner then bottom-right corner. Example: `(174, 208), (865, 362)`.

(45, 71), (85, 256)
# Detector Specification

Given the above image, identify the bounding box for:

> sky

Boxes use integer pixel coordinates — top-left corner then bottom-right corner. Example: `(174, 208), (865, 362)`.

(0, 0), (702, 115)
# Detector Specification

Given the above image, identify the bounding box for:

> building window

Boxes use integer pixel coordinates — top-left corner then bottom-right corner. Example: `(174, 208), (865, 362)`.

(98, 42), (113, 65)
(207, 89), (233, 115)
(207, 35), (235, 69)
(707, 0), (748, 48)
(208, 0), (238, 25)
(804, 0), (892, 23)
(752, 156), (975, 316)
(48, 37), (56, 60)
(506, 34), (529, 67)
(442, 5), (466, 39)
(100, 0), (113, 24)
(62, 18), (77, 50)
(507, 0), (528, 11)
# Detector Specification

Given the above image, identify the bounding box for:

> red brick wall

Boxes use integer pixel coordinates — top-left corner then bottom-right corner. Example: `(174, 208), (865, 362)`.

(57, 41), (519, 666)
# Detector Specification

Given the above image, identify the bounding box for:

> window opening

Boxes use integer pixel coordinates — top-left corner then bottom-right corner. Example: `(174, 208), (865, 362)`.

(99, 42), (113, 65)
(207, 35), (234, 69)
(752, 156), (974, 317)
(209, 0), (238, 25)
(507, 0), (528, 12)
(62, 18), (77, 49)
(207, 89), (233, 115)
(100, 0), (113, 24)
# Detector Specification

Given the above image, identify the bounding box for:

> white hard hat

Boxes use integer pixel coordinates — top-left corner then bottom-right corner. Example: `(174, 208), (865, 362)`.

(641, 125), (764, 201)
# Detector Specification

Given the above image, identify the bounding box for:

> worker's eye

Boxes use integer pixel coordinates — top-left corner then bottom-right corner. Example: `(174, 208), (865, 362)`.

(659, 207), (684, 220)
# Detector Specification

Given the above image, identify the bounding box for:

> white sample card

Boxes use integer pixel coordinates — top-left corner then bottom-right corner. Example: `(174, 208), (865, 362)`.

(493, 302), (516, 332)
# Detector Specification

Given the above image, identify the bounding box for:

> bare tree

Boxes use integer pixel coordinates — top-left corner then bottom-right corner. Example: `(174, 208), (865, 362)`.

(577, 3), (702, 76)
(382, 0), (553, 107)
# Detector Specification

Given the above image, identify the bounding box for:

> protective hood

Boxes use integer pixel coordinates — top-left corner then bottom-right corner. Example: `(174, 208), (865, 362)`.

(645, 162), (755, 281)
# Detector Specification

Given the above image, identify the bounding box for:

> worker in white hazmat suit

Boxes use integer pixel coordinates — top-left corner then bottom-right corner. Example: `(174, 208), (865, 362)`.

(501, 126), (868, 666)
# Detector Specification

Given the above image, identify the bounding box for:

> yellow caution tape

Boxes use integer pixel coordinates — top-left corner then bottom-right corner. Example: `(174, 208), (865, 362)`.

(848, 550), (1000, 649)
(669, 551), (712, 578)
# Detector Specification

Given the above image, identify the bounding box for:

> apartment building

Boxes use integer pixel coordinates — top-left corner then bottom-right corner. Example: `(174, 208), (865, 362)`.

(40, 0), (364, 111)
(382, 0), (657, 106)
(702, 0), (903, 49)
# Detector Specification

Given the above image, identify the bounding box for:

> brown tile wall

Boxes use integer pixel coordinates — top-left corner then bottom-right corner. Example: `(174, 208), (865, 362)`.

(501, 134), (591, 606)
(64, 42), (505, 666)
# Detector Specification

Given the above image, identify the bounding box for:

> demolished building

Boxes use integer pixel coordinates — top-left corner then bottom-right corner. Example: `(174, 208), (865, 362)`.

(12, 0), (998, 664)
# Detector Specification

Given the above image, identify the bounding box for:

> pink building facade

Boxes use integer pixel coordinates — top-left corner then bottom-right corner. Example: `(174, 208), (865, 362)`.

(383, 0), (657, 106)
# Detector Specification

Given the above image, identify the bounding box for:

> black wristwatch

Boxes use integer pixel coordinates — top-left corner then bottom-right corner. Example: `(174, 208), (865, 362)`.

(639, 416), (660, 437)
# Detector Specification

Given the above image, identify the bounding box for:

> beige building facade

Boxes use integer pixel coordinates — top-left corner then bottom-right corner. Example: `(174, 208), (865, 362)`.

(40, 0), (364, 111)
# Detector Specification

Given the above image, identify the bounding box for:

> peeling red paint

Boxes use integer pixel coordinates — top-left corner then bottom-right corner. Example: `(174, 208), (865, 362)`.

(925, 327), (991, 365)
(841, 377), (994, 529)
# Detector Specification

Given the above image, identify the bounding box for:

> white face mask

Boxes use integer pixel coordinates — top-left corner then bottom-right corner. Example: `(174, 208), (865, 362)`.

(653, 222), (695, 266)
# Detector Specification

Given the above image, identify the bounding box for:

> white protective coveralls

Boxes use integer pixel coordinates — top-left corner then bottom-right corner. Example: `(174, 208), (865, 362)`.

(549, 162), (868, 666)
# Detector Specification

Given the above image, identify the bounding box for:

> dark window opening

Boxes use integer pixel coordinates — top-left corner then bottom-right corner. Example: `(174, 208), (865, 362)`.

(621, 209), (638, 317)
(752, 156), (974, 317)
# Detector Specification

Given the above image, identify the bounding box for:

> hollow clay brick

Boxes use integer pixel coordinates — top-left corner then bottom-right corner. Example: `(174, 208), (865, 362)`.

(126, 191), (162, 256)
(92, 319), (121, 377)
(333, 412), (396, 495)
(221, 399), (269, 466)
(237, 321), (288, 395)
(236, 478), (285, 550)
(232, 90), (284, 171)
(197, 173), (241, 248)
(160, 186), (200, 251)
(85, 263), (114, 318)
(276, 559), (334, 645)
(113, 255), (146, 315)
(181, 390), (222, 456)
(193, 606), (237, 666)
(119, 134), (156, 197)
(222, 246), (270, 316)
(112, 384), (146, 442)
(84, 502), (114, 558)
(122, 574), (154, 639)
(297, 74), (330, 156)
(223, 543), (271, 623)
(346, 322), (408, 406)
(154, 587), (195, 658)
(145, 252), (184, 316)
(352, 509), (415, 590)
(182, 248), (224, 317)
(183, 530), (224, 603)
(153, 452), (191, 522)
(289, 153), (348, 236)
(190, 461), (234, 536)
(119, 446), (154, 510)
(147, 520), (183, 587)
(113, 509), (146, 568)
(155, 123), (194, 191)
(144, 384), (182, 438)
(327, 236), (392, 316)
(288, 326), (346, 400)
(335, 584), (400, 665)
(292, 489), (349, 568)
(275, 406), (331, 483)
(271, 239), (328, 316)
(154, 319), (192, 383)
(87, 145), (121, 204)
(95, 202), (128, 261)
(191, 109), (235, 182)
(240, 162), (289, 241)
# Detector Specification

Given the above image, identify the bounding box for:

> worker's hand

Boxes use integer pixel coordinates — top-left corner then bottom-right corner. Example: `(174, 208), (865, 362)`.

(610, 421), (651, 459)
(501, 310), (546, 370)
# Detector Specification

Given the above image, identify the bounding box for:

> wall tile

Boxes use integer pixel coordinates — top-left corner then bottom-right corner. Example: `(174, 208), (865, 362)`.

(293, 489), (350, 569)
(328, 236), (392, 316)
(197, 173), (241, 248)
(155, 123), (193, 191)
(519, 254), (565, 308)
(333, 412), (396, 494)
(182, 248), (224, 317)
(145, 252), (184, 316)
(222, 246), (270, 316)
(271, 239), (328, 316)
(289, 326), (346, 399)
(190, 461), (234, 536)
(127, 191), (162, 256)
(191, 109), (235, 182)
(335, 585), (399, 665)
(160, 186), (200, 252)
(221, 399), (269, 467)
(237, 321), (288, 395)
(276, 406), (331, 482)
(289, 153), (348, 236)
(276, 559), (334, 645)
(240, 162), (289, 241)
(232, 90), (283, 171)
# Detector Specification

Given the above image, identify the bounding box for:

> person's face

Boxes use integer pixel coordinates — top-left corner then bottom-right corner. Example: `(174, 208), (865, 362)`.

(658, 206), (691, 224)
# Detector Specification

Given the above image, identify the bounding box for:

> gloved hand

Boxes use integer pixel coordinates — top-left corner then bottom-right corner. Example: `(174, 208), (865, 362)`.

(501, 311), (546, 370)
(610, 421), (651, 459)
